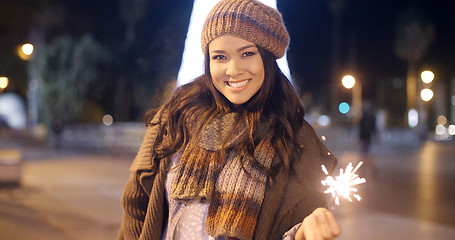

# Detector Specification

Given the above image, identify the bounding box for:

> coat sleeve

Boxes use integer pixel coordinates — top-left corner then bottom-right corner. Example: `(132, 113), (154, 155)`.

(262, 120), (338, 240)
(118, 107), (166, 239)
(118, 172), (152, 239)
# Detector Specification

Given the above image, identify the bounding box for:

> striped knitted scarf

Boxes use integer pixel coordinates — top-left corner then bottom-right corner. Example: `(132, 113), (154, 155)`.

(170, 113), (275, 240)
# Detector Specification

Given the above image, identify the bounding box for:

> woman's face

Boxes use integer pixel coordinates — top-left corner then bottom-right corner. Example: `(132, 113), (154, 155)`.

(209, 35), (265, 106)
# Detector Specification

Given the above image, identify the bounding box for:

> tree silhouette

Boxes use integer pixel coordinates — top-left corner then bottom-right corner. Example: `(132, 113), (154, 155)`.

(36, 34), (109, 125)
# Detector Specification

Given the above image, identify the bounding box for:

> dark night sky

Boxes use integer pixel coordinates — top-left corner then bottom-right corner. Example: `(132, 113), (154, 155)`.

(1, 0), (454, 105)
(278, 0), (455, 97)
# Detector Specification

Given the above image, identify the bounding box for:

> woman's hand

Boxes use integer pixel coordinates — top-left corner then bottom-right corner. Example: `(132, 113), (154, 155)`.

(295, 207), (341, 240)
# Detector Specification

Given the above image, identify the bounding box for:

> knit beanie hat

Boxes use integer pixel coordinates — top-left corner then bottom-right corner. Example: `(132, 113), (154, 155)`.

(201, 0), (290, 59)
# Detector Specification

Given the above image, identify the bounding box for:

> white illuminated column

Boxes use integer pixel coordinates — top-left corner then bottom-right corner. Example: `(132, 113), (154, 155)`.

(177, 0), (292, 86)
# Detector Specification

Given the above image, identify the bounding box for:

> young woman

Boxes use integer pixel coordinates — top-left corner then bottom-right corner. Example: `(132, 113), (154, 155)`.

(118, 0), (341, 239)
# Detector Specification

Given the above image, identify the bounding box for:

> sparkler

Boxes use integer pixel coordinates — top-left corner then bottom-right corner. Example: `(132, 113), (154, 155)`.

(321, 161), (366, 205)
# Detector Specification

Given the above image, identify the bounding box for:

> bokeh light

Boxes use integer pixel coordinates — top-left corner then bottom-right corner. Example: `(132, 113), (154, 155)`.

(341, 75), (355, 89)
(408, 109), (418, 128)
(17, 43), (34, 60)
(448, 125), (455, 136)
(317, 115), (330, 127)
(0, 77), (8, 89)
(102, 114), (113, 126)
(338, 102), (350, 114)
(435, 125), (446, 136)
(421, 70), (434, 84)
(0, 93), (27, 129)
(420, 88), (434, 102)
(21, 43), (34, 56)
(437, 115), (448, 126)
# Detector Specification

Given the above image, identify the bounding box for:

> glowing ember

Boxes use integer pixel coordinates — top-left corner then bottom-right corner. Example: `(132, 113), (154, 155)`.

(321, 161), (366, 205)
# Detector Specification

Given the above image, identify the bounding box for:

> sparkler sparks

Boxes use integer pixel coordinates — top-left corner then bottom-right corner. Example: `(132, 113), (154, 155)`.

(321, 161), (366, 205)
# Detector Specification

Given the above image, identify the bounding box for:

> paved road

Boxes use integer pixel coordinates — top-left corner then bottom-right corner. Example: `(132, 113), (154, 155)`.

(1, 137), (455, 239)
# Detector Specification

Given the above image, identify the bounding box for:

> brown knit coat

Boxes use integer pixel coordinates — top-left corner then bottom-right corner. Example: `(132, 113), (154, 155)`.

(118, 108), (337, 240)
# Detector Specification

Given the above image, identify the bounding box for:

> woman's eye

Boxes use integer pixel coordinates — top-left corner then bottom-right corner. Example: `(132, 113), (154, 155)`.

(242, 52), (255, 57)
(212, 55), (226, 60)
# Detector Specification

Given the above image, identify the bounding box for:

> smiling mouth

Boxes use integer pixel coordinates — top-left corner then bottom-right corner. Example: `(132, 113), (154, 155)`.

(226, 79), (249, 88)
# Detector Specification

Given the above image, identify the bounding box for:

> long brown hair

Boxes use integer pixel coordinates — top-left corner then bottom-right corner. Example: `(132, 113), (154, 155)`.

(146, 45), (305, 175)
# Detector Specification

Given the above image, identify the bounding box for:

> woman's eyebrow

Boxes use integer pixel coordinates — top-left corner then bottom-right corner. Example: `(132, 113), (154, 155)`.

(209, 44), (257, 54)
(237, 45), (256, 52)
(210, 50), (226, 54)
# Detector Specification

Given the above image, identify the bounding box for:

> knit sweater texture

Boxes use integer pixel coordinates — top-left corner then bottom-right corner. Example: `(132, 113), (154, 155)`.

(118, 107), (337, 240)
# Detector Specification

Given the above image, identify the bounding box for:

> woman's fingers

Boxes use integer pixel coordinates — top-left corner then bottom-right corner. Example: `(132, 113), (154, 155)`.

(299, 208), (342, 240)
(315, 209), (332, 238)
(325, 210), (341, 236)
(302, 212), (319, 240)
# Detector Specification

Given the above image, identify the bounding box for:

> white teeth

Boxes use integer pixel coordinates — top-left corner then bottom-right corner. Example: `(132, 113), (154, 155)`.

(227, 80), (249, 88)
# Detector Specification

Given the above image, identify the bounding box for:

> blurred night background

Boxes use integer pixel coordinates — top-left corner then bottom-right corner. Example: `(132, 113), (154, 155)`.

(1, 0), (454, 128)
(1, 0), (455, 240)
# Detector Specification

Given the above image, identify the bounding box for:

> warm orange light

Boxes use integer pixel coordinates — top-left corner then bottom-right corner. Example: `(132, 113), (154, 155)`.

(0, 77), (8, 89)
(421, 88), (434, 101)
(437, 115), (447, 126)
(342, 75), (355, 89)
(22, 43), (34, 55)
(17, 43), (34, 60)
(421, 70), (434, 84)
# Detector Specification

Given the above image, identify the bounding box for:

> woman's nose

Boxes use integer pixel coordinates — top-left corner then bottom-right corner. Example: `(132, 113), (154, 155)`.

(226, 59), (243, 77)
